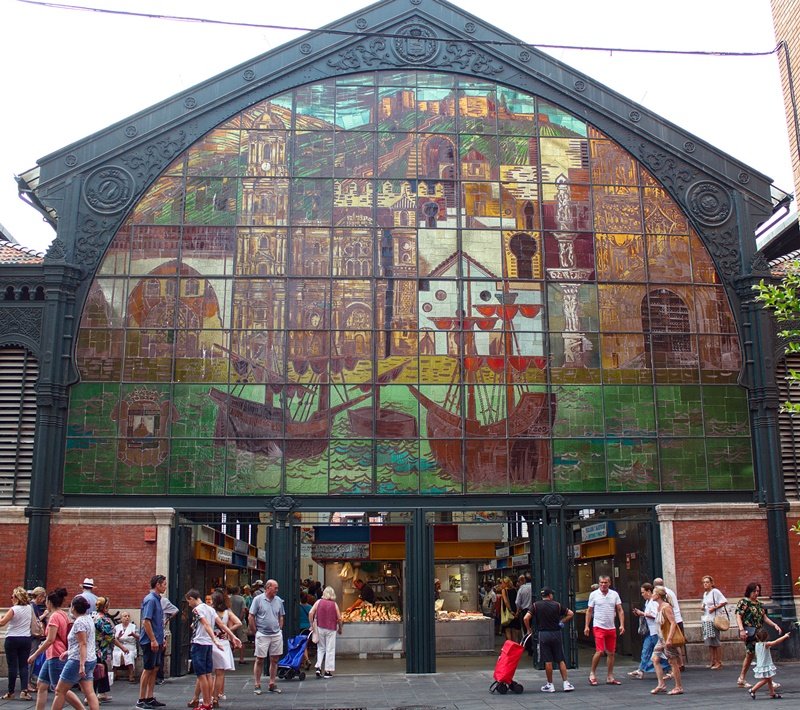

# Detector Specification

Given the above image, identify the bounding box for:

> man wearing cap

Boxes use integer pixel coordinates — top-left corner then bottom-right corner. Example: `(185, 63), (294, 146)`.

(524, 588), (575, 693)
(80, 578), (98, 613)
(248, 579), (285, 695)
(252, 580), (265, 597)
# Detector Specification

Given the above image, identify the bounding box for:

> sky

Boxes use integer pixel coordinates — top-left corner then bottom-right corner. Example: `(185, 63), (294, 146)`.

(0, 0), (792, 253)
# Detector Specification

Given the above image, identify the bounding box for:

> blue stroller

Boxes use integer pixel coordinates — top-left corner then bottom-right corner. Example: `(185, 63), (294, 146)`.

(277, 629), (311, 681)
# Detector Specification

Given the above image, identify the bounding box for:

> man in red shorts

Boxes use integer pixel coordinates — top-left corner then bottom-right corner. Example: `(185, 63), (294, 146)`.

(584, 575), (625, 686)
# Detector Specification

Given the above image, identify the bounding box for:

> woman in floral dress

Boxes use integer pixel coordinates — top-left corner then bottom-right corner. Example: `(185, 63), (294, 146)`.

(734, 582), (783, 688)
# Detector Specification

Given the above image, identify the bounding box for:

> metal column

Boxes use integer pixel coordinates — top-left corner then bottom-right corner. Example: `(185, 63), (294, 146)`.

(405, 508), (435, 673)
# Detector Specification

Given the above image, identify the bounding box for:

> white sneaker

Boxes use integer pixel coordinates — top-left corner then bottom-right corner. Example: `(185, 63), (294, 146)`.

(563, 680), (575, 692)
(540, 682), (555, 693)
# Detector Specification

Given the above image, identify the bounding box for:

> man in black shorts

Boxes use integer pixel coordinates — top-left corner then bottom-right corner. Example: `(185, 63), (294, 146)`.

(523, 587), (575, 693)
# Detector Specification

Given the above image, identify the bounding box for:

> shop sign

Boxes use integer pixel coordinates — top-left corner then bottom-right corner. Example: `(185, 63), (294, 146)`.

(511, 554), (528, 567)
(311, 543), (370, 560)
(496, 546), (510, 558)
(216, 547), (233, 564)
(581, 522), (611, 542)
(301, 543), (313, 558)
(247, 556), (257, 569)
(234, 539), (249, 554)
(257, 549), (266, 562)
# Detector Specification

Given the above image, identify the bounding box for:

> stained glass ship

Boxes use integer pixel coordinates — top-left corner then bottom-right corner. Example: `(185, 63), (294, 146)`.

(407, 293), (554, 484)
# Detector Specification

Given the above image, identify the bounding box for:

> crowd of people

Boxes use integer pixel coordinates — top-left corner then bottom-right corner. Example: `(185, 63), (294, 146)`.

(2, 572), (793, 704)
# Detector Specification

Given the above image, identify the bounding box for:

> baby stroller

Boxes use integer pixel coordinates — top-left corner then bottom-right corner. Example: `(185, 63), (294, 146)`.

(489, 634), (531, 694)
(277, 629), (311, 681)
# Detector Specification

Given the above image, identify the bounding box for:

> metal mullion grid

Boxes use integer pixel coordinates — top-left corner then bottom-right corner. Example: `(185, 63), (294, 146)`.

(369, 119), (380, 493)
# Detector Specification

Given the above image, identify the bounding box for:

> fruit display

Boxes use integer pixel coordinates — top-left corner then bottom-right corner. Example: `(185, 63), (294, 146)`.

(342, 603), (402, 622)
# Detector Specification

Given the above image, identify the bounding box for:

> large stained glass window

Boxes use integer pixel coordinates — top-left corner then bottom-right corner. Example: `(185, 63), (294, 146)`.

(65, 71), (753, 496)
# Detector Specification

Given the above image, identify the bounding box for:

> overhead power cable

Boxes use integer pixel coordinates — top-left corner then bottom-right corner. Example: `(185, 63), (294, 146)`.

(15, 0), (781, 58)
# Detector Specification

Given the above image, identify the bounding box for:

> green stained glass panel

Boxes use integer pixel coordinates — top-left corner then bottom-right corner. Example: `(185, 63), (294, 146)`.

(655, 385), (704, 436)
(702, 385), (750, 435)
(603, 386), (656, 436)
(553, 438), (605, 492)
(169, 439), (225, 494)
(659, 438), (707, 491)
(706, 437), (754, 490)
(552, 385), (604, 437)
(606, 438), (658, 491)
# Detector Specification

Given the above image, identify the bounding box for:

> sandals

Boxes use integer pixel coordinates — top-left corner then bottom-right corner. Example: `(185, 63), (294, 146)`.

(187, 701), (199, 708)
(738, 678), (753, 689)
(627, 670), (643, 679)
(667, 689), (684, 695)
(20, 691), (33, 701)
(771, 693), (782, 699)
(588, 676), (598, 686)
(1, 693), (15, 700)
(651, 686), (667, 694)
(606, 679), (621, 685)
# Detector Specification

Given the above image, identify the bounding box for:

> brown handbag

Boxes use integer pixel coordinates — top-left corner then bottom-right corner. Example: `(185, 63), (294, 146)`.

(661, 615), (685, 646)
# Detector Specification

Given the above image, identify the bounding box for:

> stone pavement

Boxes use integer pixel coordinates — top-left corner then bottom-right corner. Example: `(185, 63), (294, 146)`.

(2, 657), (798, 709)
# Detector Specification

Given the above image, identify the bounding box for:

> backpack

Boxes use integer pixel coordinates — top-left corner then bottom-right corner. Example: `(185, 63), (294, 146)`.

(29, 604), (44, 638)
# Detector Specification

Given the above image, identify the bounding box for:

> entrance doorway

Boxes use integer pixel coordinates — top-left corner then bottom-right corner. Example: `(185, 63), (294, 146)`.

(166, 506), (658, 675)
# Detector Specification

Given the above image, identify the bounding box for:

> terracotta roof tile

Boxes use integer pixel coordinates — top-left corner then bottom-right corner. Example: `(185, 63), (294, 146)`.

(0, 242), (44, 265)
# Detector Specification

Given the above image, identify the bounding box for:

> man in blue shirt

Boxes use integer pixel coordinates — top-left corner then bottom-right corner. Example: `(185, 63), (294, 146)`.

(137, 574), (167, 709)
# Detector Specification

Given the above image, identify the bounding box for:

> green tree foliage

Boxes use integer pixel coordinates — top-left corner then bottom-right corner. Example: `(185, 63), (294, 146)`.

(755, 266), (800, 415)
(755, 266), (800, 585)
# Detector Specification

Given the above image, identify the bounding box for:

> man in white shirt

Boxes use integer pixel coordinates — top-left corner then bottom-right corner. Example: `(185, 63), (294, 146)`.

(583, 575), (625, 686)
(654, 577), (685, 670)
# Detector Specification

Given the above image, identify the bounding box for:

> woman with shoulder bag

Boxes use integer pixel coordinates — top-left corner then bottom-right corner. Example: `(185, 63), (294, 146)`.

(735, 582), (782, 689)
(0, 586), (34, 700)
(700, 575), (727, 670)
(28, 587), (85, 710)
(650, 586), (685, 696)
(308, 586), (343, 679)
(499, 577), (519, 642)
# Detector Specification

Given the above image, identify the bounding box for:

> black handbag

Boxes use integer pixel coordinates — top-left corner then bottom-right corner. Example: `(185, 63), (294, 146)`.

(638, 614), (649, 636)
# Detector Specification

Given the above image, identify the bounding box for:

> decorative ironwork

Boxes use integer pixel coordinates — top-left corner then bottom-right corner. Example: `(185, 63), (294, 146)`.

(82, 165), (136, 215)
(243, 69), (256, 81)
(327, 22), (503, 75)
(184, 97), (197, 109)
(519, 50), (531, 62)
(356, 18), (368, 29)
(269, 495), (297, 511)
(391, 23), (440, 65)
(574, 79), (586, 92)
(75, 214), (118, 269)
(686, 180), (732, 227)
(300, 43), (312, 55)
(65, 154), (78, 167)
(738, 171), (751, 185)
(124, 125), (138, 138)
(629, 110), (641, 122)
(0, 308), (42, 345)
(120, 129), (188, 185)
(464, 22), (476, 33)
(683, 140), (695, 153)
(702, 227), (740, 279)
(45, 239), (67, 262)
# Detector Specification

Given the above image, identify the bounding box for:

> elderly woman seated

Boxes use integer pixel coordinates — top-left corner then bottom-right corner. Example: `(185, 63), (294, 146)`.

(112, 612), (139, 683)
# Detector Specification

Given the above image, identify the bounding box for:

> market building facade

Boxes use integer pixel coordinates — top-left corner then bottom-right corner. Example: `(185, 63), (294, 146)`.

(2, 0), (799, 670)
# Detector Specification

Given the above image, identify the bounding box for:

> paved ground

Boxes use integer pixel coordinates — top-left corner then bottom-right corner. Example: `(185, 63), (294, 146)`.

(2, 655), (798, 709)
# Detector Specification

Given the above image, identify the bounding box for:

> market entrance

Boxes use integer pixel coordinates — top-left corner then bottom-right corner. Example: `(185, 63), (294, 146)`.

(166, 506), (658, 675)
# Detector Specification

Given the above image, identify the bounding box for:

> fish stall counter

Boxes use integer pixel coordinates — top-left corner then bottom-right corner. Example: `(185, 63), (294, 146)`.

(336, 606), (494, 658)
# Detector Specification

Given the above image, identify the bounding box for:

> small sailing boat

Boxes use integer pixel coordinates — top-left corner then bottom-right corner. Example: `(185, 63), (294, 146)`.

(209, 345), (371, 460)
(407, 293), (554, 484)
(347, 360), (418, 438)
